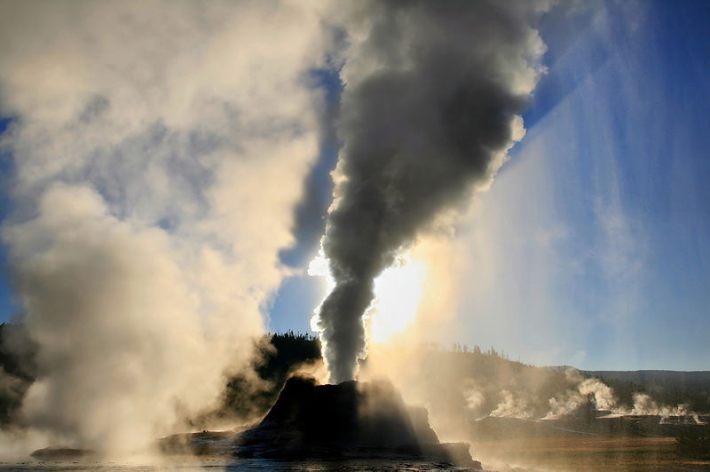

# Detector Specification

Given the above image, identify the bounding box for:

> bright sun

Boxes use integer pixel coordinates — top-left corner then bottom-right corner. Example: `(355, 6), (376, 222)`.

(368, 255), (427, 343)
(308, 251), (427, 344)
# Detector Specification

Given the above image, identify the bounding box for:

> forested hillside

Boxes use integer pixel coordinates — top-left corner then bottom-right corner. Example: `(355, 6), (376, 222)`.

(1, 324), (709, 429)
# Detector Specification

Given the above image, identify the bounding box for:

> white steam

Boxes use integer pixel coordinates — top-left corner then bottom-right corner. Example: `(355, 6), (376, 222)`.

(0, 0), (327, 454)
(627, 393), (689, 417)
(484, 368), (697, 421)
(490, 390), (534, 420)
(544, 369), (618, 419)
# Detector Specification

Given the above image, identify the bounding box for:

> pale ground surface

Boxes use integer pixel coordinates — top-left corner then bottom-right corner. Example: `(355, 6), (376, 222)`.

(471, 436), (710, 472)
(1, 437), (709, 472)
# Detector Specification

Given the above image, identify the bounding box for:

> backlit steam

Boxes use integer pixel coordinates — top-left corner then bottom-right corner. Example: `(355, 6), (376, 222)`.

(368, 255), (427, 344)
(0, 0), (326, 454)
(310, 251), (427, 346)
(314, 1), (548, 383)
(482, 369), (696, 422)
(544, 370), (619, 419)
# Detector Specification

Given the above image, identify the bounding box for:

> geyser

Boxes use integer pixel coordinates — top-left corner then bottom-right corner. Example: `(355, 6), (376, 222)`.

(237, 376), (478, 468)
(314, 0), (548, 383)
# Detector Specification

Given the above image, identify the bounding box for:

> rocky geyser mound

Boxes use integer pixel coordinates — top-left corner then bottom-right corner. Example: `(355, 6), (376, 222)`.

(236, 376), (479, 468)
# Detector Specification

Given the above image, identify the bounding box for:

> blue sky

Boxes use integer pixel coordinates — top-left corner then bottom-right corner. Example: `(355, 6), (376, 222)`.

(0, 117), (15, 322)
(268, 0), (710, 370)
(1, 1), (709, 370)
(447, 0), (710, 370)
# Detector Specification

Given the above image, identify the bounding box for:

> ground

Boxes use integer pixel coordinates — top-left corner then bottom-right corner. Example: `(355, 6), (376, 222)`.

(472, 436), (710, 472)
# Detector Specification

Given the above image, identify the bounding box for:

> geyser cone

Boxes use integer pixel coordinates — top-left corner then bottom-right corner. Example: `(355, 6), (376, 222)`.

(237, 376), (479, 468)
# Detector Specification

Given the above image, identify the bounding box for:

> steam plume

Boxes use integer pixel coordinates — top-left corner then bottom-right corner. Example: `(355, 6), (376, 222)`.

(545, 370), (618, 419)
(0, 0), (326, 453)
(316, 1), (548, 383)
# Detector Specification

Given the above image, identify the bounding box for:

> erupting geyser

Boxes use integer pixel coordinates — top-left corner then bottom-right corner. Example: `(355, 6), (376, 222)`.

(237, 376), (478, 468)
(314, 1), (548, 383)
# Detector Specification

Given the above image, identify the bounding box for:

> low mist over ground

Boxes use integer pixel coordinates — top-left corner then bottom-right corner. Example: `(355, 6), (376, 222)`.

(2, 328), (710, 470)
(4, 329), (709, 460)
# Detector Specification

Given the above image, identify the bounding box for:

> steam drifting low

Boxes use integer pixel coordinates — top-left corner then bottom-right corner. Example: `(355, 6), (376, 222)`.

(315, 1), (548, 383)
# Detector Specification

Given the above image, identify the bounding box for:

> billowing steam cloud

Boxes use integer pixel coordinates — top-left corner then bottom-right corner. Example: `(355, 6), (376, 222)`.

(490, 390), (534, 420)
(545, 370), (618, 419)
(0, 0), (327, 454)
(484, 369), (696, 421)
(315, 1), (548, 383)
(628, 393), (689, 417)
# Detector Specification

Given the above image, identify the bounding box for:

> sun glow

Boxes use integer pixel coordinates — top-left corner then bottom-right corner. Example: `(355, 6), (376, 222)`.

(308, 250), (427, 343)
(368, 255), (427, 344)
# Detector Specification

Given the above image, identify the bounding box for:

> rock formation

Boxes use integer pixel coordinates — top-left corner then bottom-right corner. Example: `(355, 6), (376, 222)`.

(236, 376), (479, 468)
